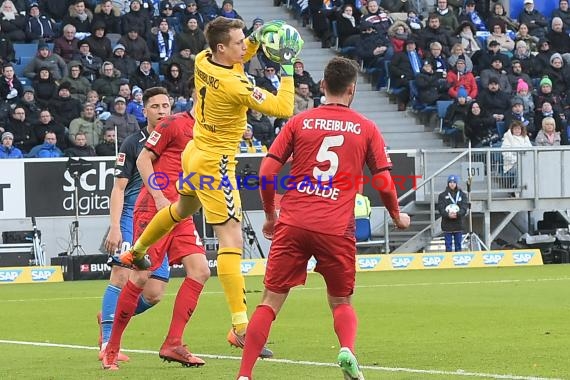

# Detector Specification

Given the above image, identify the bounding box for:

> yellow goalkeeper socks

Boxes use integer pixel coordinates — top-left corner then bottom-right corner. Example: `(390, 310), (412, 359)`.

(217, 248), (248, 332)
(133, 204), (181, 253)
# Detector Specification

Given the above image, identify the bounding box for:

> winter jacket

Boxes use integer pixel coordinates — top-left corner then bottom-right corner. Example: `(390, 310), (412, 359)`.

(26, 142), (63, 158)
(0, 145), (23, 158)
(23, 52), (67, 80)
(437, 186), (468, 232)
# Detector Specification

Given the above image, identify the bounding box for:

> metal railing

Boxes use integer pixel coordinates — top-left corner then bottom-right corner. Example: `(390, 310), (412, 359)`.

(378, 146), (570, 252)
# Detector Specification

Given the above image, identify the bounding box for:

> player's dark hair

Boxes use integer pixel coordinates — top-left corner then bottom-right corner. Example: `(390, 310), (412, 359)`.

(205, 17), (246, 52)
(323, 57), (358, 96)
(143, 86), (169, 106)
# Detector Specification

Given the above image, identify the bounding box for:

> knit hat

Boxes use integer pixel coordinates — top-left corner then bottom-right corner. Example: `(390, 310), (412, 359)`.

(58, 82), (71, 91)
(222, 0), (233, 5)
(252, 17), (264, 26)
(37, 40), (49, 50)
(511, 97), (524, 106)
(457, 86), (468, 99)
(488, 40), (500, 47)
(113, 43), (126, 53)
(448, 174), (459, 183)
(132, 86), (143, 96)
(114, 96), (126, 104)
(516, 78), (529, 92)
(1, 131), (14, 141)
(550, 52), (563, 65)
(23, 86), (34, 94)
(456, 54), (466, 64)
(540, 76), (552, 87)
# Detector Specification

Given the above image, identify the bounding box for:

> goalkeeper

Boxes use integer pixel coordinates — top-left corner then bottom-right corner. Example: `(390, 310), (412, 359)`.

(437, 174), (468, 252)
(121, 16), (303, 356)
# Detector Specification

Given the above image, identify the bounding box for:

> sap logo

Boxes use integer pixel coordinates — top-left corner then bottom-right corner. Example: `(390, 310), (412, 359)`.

(422, 255), (444, 268)
(453, 254), (474, 267)
(483, 253), (504, 265)
(391, 256), (414, 269)
(241, 261), (255, 274)
(513, 252), (535, 265)
(358, 257), (381, 270)
(306, 258), (317, 272)
(31, 269), (56, 281)
(0, 270), (22, 282)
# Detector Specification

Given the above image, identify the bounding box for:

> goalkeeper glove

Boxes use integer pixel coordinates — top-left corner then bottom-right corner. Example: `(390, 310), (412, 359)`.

(279, 27), (304, 77)
(248, 20), (285, 44)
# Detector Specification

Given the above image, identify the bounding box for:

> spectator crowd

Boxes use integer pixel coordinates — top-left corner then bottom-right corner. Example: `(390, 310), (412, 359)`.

(2, 0), (570, 161)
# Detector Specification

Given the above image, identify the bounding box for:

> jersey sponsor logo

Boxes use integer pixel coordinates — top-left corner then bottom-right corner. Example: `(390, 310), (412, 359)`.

(452, 254), (474, 266)
(391, 256), (414, 269)
(513, 252), (535, 265)
(482, 253), (504, 265)
(147, 131), (162, 146)
(251, 87), (266, 103)
(31, 268), (56, 281)
(116, 152), (126, 166)
(358, 256), (381, 270)
(0, 269), (22, 282)
(422, 255), (444, 268)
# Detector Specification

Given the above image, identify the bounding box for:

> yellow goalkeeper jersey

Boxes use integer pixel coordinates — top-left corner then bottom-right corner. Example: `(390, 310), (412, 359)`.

(193, 42), (294, 155)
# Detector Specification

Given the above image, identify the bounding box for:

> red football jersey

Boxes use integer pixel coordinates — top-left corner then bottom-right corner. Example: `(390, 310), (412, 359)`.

(135, 112), (194, 213)
(268, 104), (392, 236)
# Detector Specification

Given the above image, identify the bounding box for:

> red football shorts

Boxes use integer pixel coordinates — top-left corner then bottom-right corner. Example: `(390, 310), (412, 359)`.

(134, 211), (205, 270)
(264, 222), (356, 297)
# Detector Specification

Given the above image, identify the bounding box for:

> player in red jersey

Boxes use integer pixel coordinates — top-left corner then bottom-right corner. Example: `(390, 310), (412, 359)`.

(237, 57), (411, 380)
(103, 85), (210, 370)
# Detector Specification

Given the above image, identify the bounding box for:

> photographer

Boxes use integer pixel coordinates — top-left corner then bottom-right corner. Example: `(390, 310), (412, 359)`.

(437, 175), (468, 252)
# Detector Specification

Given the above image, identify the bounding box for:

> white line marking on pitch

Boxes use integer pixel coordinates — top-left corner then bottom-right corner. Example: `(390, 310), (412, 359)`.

(0, 339), (563, 380)
(3, 277), (570, 303)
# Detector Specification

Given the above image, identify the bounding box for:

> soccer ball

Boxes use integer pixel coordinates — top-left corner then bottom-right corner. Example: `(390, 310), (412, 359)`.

(261, 24), (300, 63)
(445, 204), (460, 214)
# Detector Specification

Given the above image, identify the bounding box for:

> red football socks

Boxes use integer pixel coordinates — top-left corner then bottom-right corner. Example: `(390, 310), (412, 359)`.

(238, 305), (276, 378)
(165, 277), (203, 342)
(333, 304), (358, 352)
(107, 280), (143, 349)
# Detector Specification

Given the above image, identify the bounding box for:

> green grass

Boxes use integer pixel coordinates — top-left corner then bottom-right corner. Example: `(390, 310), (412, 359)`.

(1, 265), (570, 379)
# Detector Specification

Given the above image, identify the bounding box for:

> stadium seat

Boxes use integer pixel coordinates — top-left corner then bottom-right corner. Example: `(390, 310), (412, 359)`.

(14, 57), (31, 77)
(18, 77), (30, 87)
(13, 43), (38, 59)
(151, 62), (160, 74)
(437, 100), (454, 133)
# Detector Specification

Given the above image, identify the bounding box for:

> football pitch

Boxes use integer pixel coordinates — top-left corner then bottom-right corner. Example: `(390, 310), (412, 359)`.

(1, 265), (569, 380)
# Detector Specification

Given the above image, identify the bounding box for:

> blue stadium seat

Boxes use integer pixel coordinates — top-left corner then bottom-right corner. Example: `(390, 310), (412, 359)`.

(151, 62), (160, 75)
(437, 100), (454, 133)
(14, 57), (31, 77)
(13, 43), (38, 59)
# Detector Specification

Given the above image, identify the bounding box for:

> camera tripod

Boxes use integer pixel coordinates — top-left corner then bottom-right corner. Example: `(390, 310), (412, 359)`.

(242, 209), (265, 259)
(65, 158), (92, 256)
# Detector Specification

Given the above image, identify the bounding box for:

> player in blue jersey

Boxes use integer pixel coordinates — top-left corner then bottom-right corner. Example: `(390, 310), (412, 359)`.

(97, 98), (171, 362)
